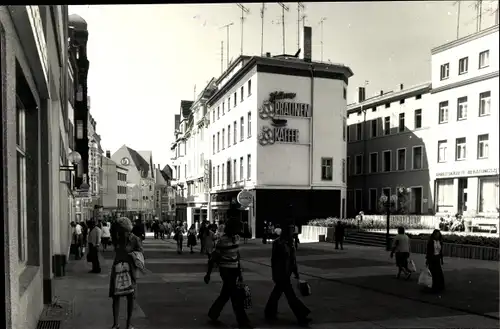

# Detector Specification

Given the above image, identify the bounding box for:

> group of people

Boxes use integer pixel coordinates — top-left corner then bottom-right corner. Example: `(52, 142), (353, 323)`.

(262, 221), (300, 249)
(439, 214), (465, 232)
(390, 226), (445, 293)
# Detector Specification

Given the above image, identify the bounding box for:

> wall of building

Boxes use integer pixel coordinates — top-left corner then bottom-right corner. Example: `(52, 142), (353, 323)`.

(102, 157), (118, 208)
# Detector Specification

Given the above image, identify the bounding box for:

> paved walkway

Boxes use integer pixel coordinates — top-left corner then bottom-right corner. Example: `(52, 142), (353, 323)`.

(44, 237), (499, 329)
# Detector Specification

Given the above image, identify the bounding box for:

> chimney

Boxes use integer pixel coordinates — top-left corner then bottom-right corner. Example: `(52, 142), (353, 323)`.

(106, 150), (111, 158)
(265, 52), (271, 57)
(380, 90), (383, 96)
(358, 87), (366, 103)
(300, 26), (312, 62)
(400, 83), (404, 90)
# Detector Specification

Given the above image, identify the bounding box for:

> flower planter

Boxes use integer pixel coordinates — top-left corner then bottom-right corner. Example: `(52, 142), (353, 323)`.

(410, 239), (498, 261)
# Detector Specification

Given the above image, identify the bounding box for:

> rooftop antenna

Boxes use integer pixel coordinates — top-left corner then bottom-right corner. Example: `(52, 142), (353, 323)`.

(260, 3), (267, 55)
(301, 13), (307, 31)
(278, 2), (290, 54)
(219, 22), (234, 69)
(194, 85), (197, 101)
(220, 40), (224, 74)
(237, 4), (250, 55)
(454, 1), (462, 39)
(297, 3), (305, 50)
(319, 17), (327, 61)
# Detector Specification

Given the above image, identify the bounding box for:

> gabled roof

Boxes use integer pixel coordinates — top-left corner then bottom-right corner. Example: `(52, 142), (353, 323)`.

(161, 165), (173, 181)
(126, 147), (150, 177)
(180, 100), (194, 118)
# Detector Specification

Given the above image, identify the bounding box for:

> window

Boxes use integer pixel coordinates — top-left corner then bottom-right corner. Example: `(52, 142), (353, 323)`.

(437, 140), (447, 163)
(355, 189), (362, 212)
(247, 80), (252, 96)
(382, 187), (391, 198)
(400, 99), (405, 104)
(398, 113), (405, 132)
(221, 129), (225, 149)
(247, 154), (251, 179)
(370, 119), (377, 138)
(477, 134), (489, 159)
(371, 107), (376, 112)
(16, 100), (27, 263)
(342, 159), (346, 183)
(355, 154), (363, 175)
(218, 105), (221, 118)
(240, 86), (244, 102)
(343, 117), (347, 141)
(227, 97), (231, 111)
(212, 110), (215, 123)
(221, 163), (225, 186)
(240, 117), (244, 141)
(455, 137), (466, 160)
(385, 103), (390, 108)
(247, 112), (252, 138)
(234, 92), (237, 107)
(438, 101), (449, 123)
(416, 94), (422, 100)
(240, 157), (244, 180)
(212, 135), (215, 154)
(479, 176), (499, 213)
(436, 179), (454, 212)
(412, 146), (423, 169)
(343, 87), (347, 99)
(479, 91), (491, 116)
(458, 57), (468, 74)
(217, 165), (220, 185)
(217, 132), (220, 152)
(227, 161), (231, 184)
(227, 125), (231, 148)
(233, 121), (237, 144)
(397, 148), (406, 171)
(76, 120), (84, 139)
(321, 157), (333, 180)
(233, 159), (237, 182)
(356, 123), (362, 141)
(382, 151), (391, 172)
(440, 63), (449, 80)
(346, 156), (351, 176)
(346, 125), (351, 142)
(414, 109), (422, 129)
(369, 153), (378, 173)
(369, 189), (378, 212)
(479, 50), (490, 69)
(384, 116), (390, 135)
(457, 96), (468, 120)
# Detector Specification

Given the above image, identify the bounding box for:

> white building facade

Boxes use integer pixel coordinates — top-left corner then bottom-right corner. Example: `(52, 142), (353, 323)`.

(101, 154), (128, 212)
(206, 46), (352, 237)
(430, 24), (499, 217)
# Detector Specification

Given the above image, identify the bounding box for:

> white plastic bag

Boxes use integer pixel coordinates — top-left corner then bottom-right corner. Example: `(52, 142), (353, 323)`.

(418, 269), (432, 288)
(409, 259), (417, 272)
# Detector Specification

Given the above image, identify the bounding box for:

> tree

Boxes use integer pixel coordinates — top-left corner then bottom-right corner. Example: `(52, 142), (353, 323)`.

(395, 185), (411, 214)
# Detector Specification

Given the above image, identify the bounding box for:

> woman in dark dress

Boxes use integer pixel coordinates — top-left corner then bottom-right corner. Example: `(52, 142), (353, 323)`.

(110, 217), (143, 329)
(187, 224), (197, 254)
(426, 229), (445, 293)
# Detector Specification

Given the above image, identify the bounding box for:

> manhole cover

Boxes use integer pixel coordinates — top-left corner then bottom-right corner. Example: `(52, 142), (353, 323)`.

(36, 320), (61, 329)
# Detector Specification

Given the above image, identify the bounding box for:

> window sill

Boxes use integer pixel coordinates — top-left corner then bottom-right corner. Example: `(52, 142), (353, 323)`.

(321, 178), (333, 181)
(438, 121), (448, 124)
(477, 156), (489, 160)
(19, 265), (39, 297)
(437, 160), (447, 164)
(458, 71), (468, 75)
(440, 77), (449, 81)
(479, 113), (490, 117)
(457, 117), (467, 121)
(479, 64), (489, 70)
(455, 158), (466, 162)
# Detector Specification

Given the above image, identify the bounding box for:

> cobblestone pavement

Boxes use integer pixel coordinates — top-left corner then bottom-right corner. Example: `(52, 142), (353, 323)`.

(52, 237), (499, 329)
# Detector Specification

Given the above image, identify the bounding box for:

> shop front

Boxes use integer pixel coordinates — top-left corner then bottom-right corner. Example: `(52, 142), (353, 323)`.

(210, 190), (252, 236)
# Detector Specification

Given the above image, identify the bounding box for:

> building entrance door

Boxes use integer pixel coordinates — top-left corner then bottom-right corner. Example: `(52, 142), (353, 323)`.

(411, 187), (423, 214)
(457, 178), (468, 214)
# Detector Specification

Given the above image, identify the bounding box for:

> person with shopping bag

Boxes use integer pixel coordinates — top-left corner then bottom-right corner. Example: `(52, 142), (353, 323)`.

(390, 226), (411, 280)
(204, 212), (252, 329)
(425, 229), (445, 293)
(264, 221), (311, 326)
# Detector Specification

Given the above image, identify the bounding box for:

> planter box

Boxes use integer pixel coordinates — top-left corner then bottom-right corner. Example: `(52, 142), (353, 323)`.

(300, 225), (328, 242)
(410, 239), (499, 261)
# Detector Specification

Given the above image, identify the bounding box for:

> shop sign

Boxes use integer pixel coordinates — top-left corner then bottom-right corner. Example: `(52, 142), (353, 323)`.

(26, 6), (48, 85)
(436, 168), (499, 178)
(204, 160), (211, 189)
(237, 190), (253, 207)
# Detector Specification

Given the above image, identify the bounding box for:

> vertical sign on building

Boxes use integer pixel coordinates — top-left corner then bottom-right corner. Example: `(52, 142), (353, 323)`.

(302, 26), (312, 62)
(204, 160), (211, 189)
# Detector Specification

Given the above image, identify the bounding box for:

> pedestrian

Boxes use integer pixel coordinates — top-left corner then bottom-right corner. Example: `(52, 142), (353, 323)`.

(335, 220), (345, 250)
(80, 220), (88, 254)
(203, 224), (216, 260)
(187, 224), (197, 254)
(390, 226), (411, 279)
(199, 221), (208, 254)
(152, 220), (159, 239)
(243, 221), (249, 244)
(174, 221), (185, 254)
(132, 219), (145, 241)
(87, 220), (102, 273)
(101, 221), (111, 251)
(264, 221), (311, 326)
(426, 229), (445, 293)
(70, 221), (83, 259)
(293, 224), (300, 250)
(109, 217), (144, 329)
(204, 215), (251, 328)
(159, 221), (166, 240)
(262, 221), (268, 244)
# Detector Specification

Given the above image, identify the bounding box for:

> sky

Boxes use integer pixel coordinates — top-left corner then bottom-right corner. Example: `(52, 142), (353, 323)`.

(69, 1), (498, 166)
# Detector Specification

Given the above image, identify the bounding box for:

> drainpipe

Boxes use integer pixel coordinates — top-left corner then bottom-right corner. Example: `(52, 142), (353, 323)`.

(309, 65), (314, 187)
(362, 105), (367, 211)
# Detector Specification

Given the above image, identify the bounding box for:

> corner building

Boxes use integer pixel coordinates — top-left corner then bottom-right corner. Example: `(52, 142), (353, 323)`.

(207, 45), (353, 237)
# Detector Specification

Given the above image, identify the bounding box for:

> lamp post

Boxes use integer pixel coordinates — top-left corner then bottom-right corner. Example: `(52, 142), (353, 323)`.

(380, 193), (398, 251)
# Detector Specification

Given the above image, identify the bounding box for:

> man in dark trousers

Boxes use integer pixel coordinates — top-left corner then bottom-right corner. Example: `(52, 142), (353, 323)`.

(264, 222), (311, 326)
(335, 220), (345, 250)
(132, 218), (146, 241)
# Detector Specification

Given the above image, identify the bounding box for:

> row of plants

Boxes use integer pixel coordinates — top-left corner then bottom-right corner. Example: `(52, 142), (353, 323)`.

(307, 217), (433, 230)
(407, 233), (499, 248)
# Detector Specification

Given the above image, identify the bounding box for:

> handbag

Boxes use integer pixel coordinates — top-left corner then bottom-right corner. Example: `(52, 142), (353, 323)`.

(114, 262), (135, 296)
(298, 280), (311, 297)
(418, 268), (433, 288)
(409, 259), (417, 272)
(236, 282), (252, 309)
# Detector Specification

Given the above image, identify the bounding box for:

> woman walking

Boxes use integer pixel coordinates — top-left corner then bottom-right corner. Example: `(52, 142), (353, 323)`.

(203, 224), (216, 260)
(426, 229), (445, 293)
(174, 221), (185, 254)
(109, 217), (144, 329)
(390, 226), (411, 280)
(204, 216), (251, 328)
(187, 224), (197, 254)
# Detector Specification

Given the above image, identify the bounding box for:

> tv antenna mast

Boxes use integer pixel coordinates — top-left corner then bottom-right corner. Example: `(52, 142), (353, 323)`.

(237, 4), (250, 55)
(278, 2), (290, 54)
(220, 41), (224, 74)
(297, 2), (305, 50)
(319, 17), (327, 61)
(454, 1), (462, 39)
(219, 22), (234, 69)
(260, 3), (267, 55)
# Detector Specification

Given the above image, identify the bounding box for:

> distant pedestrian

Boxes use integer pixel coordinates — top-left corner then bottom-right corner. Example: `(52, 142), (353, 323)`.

(101, 222), (111, 251)
(426, 229), (445, 293)
(334, 221), (345, 250)
(390, 226), (411, 279)
(87, 221), (102, 274)
(264, 221), (311, 326)
(174, 222), (185, 254)
(293, 224), (300, 250)
(187, 224), (197, 254)
(132, 219), (145, 241)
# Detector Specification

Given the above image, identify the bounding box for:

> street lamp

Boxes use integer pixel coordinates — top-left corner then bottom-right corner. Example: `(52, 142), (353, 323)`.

(380, 193), (398, 251)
